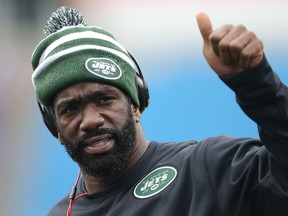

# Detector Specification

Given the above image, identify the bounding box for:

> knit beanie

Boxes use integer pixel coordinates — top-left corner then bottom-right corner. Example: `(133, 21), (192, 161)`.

(31, 6), (140, 110)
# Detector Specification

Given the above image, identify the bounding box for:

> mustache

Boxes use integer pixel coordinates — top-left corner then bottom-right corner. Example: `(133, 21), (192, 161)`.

(76, 128), (117, 146)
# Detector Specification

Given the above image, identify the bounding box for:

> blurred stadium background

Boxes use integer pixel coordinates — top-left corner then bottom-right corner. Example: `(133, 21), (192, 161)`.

(0, 0), (287, 215)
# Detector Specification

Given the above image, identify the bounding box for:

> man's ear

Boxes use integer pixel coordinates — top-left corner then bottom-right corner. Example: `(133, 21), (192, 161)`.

(132, 104), (141, 123)
(58, 132), (64, 145)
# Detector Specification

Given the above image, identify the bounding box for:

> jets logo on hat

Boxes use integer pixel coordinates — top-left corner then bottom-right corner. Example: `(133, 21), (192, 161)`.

(85, 58), (122, 80)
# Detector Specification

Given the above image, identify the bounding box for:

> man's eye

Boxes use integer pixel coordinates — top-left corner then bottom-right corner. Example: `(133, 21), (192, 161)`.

(99, 96), (114, 104)
(60, 106), (77, 115)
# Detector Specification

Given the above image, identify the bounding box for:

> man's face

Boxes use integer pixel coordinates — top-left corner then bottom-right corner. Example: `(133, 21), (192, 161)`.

(53, 82), (138, 178)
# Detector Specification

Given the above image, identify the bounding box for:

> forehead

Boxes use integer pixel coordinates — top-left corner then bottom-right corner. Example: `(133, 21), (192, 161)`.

(52, 82), (122, 104)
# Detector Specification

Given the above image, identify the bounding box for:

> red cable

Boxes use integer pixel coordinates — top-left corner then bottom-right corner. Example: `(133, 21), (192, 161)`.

(66, 169), (90, 216)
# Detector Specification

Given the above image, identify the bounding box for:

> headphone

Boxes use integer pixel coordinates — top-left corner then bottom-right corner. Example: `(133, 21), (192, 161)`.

(37, 53), (150, 138)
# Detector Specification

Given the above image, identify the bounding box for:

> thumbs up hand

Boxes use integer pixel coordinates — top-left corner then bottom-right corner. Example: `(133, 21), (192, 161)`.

(196, 12), (264, 76)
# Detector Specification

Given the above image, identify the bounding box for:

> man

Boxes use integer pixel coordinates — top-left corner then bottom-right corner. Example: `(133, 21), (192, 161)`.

(31, 6), (288, 216)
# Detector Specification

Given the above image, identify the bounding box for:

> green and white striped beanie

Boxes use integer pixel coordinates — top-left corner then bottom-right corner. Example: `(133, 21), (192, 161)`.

(31, 7), (140, 109)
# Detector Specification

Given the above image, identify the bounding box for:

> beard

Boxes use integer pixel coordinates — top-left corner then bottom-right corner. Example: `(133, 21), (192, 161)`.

(59, 106), (136, 179)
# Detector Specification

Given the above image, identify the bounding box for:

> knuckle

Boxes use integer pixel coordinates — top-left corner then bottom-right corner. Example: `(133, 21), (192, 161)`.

(209, 34), (220, 44)
(223, 24), (234, 29)
(240, 49), (251, 60)
(247, 30), (257, 39)
(230, 41), (243, 52)
(235, 24), (247, 32)
(218, 41), (230, 51)
(257, 40), (264, 50)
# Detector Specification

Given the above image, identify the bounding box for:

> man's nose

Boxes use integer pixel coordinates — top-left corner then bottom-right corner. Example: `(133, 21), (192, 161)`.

(79, 104), (105, 132)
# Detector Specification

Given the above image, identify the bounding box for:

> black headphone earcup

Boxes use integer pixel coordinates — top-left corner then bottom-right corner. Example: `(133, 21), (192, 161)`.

(129, 52), (150, 112)
(135, 74), (150, 112)
(38, 103), (58, 138)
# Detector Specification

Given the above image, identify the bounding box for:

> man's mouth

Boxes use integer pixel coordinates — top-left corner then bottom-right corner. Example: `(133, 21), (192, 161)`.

(83, 135), (115, 154)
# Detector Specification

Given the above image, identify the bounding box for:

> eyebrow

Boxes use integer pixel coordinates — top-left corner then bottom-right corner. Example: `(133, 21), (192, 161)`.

(55, 97), (79, 108)
(54, 87), (119, 110)
(54, 97), (79, 115)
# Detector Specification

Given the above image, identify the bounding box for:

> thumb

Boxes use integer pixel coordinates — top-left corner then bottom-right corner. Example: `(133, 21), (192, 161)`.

(196, 12), (213, 44)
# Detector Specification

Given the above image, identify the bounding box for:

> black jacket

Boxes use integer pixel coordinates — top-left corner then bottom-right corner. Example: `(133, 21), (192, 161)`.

(48, 56), (288, 216)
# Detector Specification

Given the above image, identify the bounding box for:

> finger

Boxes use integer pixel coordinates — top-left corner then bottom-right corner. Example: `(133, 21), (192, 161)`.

(215, 25), (247, 65)
(196, 12), (213, 45)
(238, 39), (264, 69)
(229, 30), (263, 69)
(210, 24), (234, 58)
(229, 30), (251, 66)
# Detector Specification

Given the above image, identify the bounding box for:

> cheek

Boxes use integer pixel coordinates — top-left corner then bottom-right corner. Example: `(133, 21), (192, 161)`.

(104, 112), (125, 129)
(57, 118), (80, 142)
(111, 107), (134, 125)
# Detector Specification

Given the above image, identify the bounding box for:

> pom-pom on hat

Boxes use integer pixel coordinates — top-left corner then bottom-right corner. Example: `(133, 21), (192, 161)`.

(31, 6), (140, 110)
